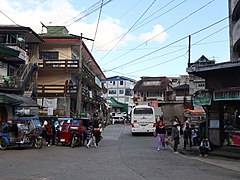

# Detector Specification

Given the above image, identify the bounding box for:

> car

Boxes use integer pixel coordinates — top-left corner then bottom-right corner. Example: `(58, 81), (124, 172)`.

(112, 116), (124, 124)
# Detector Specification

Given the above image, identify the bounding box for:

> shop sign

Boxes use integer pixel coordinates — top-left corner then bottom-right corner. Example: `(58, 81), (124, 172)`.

(213, 90), (240, 101)
(15, 107), (39, 115)
(192, 90), (212, 106)
(210, 119), (219, 128)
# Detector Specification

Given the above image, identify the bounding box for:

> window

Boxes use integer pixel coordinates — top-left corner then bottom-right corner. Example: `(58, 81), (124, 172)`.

(113, 81), (115, 85)
(119, 90), (124, 94)
(120, 81), (123, 85)
(109, 90), (117, 94)
(39, 51), (59, 60)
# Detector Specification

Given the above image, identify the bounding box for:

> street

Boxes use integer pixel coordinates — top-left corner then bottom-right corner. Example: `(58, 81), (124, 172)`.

(0, 124), (240, 180)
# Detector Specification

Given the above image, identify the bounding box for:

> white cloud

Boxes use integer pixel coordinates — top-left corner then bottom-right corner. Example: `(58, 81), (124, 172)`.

(0, 0), (166, 52)
(139, 24), (168, 43)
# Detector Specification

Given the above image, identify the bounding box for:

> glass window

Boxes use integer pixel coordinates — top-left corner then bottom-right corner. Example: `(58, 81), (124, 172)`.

(119, 90), (124, 94)
(133, 108), (153, 115)
(120, 81), (123, 85)
(109, 90), (116, 94)
(39, 51), (59, 60)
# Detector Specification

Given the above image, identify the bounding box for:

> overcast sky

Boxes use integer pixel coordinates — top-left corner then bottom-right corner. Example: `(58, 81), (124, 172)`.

(0, 0), (230, 80)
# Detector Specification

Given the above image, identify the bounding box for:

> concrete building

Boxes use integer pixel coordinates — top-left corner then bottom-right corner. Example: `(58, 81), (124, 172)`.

(36, 26), (106, 117)
(186, 0), (240, 146)
(103, 76), (136, 113)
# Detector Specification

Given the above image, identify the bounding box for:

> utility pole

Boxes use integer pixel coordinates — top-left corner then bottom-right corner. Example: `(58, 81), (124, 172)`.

(188, 35), (191, 68)
(76, 33), (94, 117)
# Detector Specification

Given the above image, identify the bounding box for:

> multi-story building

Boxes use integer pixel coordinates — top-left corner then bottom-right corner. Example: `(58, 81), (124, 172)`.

(133, 76), (173, 104)
(103, 76), (136, 113)
(36, 26), (106, 117)
(0, 25), (42, 123)
(229, 0), (240, 61)
(186, 0), (240, 146)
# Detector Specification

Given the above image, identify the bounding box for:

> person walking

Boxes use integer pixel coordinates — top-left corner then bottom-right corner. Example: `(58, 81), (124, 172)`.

(45, 121), (53, 146)
(86, 120), (96, 148)
(183, 120), (192, 149)
(171, 121), (180, 154)
(93, 119), (101, 147)
(155, 120), (167, 151)
(191, 124), (199, 146)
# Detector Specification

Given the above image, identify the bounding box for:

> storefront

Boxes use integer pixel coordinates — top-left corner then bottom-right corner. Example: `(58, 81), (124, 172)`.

(214, 89), (240, 146)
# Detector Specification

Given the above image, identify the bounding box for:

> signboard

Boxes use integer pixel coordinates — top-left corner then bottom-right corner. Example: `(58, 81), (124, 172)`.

(214, 90), (240, 101)
(192, 90), (212, 106)
(210, 119), (219, 128)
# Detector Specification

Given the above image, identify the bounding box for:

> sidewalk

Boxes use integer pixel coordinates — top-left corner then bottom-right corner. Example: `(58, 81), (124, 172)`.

(177, 138), (240, 173)
(178, 141), (240, 160)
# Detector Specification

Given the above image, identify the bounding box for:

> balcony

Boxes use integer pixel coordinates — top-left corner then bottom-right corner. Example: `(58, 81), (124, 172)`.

(38, 59), (79, 69)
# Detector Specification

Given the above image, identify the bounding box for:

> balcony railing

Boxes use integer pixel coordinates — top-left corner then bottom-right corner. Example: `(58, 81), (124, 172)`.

(37, 84), (78, 94)
(38, 59), (79, 69)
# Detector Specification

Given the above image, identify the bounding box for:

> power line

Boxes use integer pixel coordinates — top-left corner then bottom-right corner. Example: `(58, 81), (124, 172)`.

(65, 0), (113, 27)
(98, 0), (158, 64)
(95, 0), (180, 51)
(101, 0), (216, 67)
(104, 16), (229, 72)
(126, 25), (229, 75)
(0, 10), (19, 26)
(91, 0), (104, 52)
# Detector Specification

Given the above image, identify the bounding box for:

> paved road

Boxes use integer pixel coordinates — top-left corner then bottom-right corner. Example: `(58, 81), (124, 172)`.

(0, 124), (239, 180)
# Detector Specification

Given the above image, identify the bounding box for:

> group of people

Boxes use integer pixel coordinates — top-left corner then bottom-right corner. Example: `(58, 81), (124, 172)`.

(154, 116), (212, 157)
(41, 110), (103, 148)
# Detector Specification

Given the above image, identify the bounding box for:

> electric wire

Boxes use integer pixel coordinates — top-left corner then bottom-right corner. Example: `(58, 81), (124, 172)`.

(95, 0), (179, 51)
(101, 0), (216, 67)
(91, 0), (104, 52)
(0, 10), (19, 26)
(105, 16), (229, 72)
(98, 0), (158, 64)
(126, 25), (228, 75)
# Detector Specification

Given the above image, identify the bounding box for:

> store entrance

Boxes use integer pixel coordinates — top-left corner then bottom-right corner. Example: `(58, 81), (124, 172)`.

(223, 103), (240, 146)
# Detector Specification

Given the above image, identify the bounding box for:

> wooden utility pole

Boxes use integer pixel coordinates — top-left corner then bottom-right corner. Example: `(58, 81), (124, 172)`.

(75, 34), (94, 117)
(76, 33), (83, 117)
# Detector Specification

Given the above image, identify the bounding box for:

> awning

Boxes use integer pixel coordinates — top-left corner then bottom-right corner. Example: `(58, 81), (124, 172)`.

(0, 93), (38, 107)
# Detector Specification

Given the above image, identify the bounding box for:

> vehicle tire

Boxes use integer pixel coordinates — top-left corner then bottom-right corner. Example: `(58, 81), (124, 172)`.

(0, 139), (8, 150)
(71, 137), (76, 148)
(34, 138), (43, 149)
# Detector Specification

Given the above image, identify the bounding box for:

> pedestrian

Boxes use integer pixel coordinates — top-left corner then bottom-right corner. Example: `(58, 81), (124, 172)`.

(45, 121), (53, 146)
(93, 119), (101, 147)
(64, 80), (69, 93)
(183, 119), (192, 149)
(191, 124), (199, 146)
(171, 121), (180, 154)
(42, 120), (48, 142)
(199, 137), (211, 157)
(174, 116), (183, 136)
(86, 120), (96, 148)
(155, 119), (167, 151)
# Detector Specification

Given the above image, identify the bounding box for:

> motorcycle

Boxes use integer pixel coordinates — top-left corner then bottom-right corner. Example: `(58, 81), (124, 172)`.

(0, 117), (43, 150)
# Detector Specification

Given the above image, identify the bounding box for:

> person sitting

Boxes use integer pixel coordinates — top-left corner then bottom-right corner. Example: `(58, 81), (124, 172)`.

(199, 137), (211, 157)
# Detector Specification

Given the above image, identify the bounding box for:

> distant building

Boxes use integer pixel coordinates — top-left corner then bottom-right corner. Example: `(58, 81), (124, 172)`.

(103, 76), (136, 113)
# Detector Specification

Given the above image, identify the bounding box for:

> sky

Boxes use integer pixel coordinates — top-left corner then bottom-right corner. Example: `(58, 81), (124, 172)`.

(0, 0), (230, 81)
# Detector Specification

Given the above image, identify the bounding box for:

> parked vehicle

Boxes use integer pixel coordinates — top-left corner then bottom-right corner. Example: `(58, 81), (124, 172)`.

(58, 122), (72, 146)
(0, 117), (43, 150)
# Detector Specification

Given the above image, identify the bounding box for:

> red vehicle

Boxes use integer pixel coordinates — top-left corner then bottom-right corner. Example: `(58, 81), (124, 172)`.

(58, 122), (72, 145)
(70, 118), (90, 148)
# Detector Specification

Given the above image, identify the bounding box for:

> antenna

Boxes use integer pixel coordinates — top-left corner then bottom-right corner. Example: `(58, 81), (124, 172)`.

(40, 21), (47, 33)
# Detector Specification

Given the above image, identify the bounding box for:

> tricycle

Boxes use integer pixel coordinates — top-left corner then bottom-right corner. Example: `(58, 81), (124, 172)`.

(70, 117), (89, 148)
(0, 117), (43, 150)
